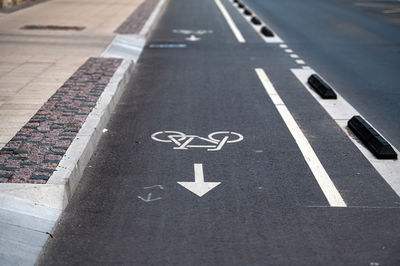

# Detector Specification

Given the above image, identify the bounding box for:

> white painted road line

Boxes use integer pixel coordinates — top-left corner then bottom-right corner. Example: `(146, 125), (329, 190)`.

(291, 68), (400, 198)
(215, 0), (246, 43)
(255, 68), (347, 207)
(296, 59), (305, 65)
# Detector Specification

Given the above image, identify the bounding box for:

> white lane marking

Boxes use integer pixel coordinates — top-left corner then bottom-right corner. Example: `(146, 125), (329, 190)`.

(149, 44), (187, 48)
(305, 205), (400, 209)
(296, 59), (305, 65)
(177, 164), (221, 197)
(290, 54), (299, 58)
(302, 66), (311, 70)
(291, 68), (400, 197)
(255, 68), (347, 207)
(280, 44), (288, 48)
(285, 49), (293, 53)
(215, 0), (246, 43)
(229, 0), (283, 43)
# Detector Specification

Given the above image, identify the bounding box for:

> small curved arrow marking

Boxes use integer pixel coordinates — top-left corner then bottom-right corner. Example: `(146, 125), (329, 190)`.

(138, 193), (162, 202)
(177, 164), (221, 197)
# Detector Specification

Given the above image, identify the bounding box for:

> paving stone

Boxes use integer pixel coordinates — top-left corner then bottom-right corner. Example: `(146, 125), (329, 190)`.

(0, 57), (122, 183)
(115, 0), (160, 34)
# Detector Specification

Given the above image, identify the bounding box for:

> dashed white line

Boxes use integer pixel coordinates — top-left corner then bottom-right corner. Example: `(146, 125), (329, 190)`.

(255, 68), (347, 207)
(284, 49), (293, 53)
(280, 44), (288, 48)
(215, 0), (246, 43)
(290, 54), (299, 58)
(296, 59), (305, 65)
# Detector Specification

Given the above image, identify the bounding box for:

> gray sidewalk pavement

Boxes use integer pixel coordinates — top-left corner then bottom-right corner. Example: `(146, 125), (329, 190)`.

(0, 0), (144, 149)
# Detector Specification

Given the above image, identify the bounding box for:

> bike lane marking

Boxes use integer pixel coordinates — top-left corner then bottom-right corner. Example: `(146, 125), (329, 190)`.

(151, 131), (244, 151)
(255, 68), (347, 207)
(215, 0), (246, 43)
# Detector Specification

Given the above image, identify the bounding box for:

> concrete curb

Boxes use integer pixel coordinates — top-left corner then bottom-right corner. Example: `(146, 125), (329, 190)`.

(0, 59), (133, 212)
(0, 0), (169, 215)
(0, 60), (134, 266)
(0, 0), (169, 264)
(102, 0), (168, 62)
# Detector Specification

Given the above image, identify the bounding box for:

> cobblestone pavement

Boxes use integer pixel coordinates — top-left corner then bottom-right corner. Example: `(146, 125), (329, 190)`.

(0, 58), (122, 184)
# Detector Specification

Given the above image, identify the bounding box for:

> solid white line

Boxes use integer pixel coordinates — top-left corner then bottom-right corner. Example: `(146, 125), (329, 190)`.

(291, 68), (400, 198)
(215, 0), (246, 43)
(255, 68), (347, 207)
(305, 205), (400, 209)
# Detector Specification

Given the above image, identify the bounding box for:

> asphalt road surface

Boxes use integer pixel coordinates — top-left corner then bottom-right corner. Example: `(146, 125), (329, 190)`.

(244, 0), (400, 151)
(39, 0), (400, 264)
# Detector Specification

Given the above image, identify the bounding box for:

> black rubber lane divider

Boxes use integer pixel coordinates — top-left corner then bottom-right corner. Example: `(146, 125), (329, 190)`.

(251, 17), (261, 25)
(238, 3), (245, 8)
(307, 74), (337, 99)
(244, 9), (252, 16)
(348, 116), (397, 159)
(261, 26), (274, 37)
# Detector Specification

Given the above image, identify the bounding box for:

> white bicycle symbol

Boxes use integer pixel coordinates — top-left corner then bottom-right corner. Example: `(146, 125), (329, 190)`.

(151, 131), (244, 151)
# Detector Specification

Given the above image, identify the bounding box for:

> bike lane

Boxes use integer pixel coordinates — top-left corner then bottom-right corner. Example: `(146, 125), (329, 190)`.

(39, 0), (400, 264)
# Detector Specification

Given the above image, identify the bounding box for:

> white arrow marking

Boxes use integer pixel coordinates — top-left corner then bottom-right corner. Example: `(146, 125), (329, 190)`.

(186, 35), (201, 41)
(137, 193), (162, 202)
(177, 164), (221, 197)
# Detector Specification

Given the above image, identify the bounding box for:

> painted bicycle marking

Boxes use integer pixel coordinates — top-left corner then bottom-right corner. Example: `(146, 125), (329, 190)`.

(173, 29), (213, 42)
(151, 131), (243, 151)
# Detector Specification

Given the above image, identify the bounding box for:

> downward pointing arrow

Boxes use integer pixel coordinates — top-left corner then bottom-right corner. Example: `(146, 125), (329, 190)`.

(177, 164), (221, 197)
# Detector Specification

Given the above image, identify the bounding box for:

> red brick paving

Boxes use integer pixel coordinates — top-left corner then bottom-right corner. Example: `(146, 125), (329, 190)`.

(115, 0), (160, 34)
(0, 57), (122, 183)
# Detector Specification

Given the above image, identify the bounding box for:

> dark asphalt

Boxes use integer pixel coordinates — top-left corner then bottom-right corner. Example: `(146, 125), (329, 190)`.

(244, 0), (400, 149)
(38, 0), (400, 265)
